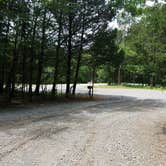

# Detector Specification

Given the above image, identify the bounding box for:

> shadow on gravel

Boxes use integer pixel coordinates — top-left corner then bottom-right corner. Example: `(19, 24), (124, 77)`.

(162, 125), (166, 135)
(0, 95), (165, 131)
(0, 94), (165, 162)
(83, 95), (165, 114)
(0, 96), (166, 160)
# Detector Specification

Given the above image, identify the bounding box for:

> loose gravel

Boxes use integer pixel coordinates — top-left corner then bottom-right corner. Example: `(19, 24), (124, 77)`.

(0, 88), (166, 166)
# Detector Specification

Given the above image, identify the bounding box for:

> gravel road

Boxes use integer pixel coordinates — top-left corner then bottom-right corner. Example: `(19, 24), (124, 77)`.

(0, 88), (166, 166)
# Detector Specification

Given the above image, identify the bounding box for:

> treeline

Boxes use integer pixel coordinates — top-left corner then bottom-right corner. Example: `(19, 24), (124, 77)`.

(96, 3), (166, 86)
(1, 0), (164, 102)
(0, 0), (120, 100)
(124, 3), (166, 86)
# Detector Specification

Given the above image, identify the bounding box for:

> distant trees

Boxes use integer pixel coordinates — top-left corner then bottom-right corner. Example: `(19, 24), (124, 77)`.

(124, 4), (166, 86)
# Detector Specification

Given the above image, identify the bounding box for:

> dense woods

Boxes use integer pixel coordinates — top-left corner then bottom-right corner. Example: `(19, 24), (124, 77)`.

(124, 4), (166, 86)
(0, 0), (165, 101)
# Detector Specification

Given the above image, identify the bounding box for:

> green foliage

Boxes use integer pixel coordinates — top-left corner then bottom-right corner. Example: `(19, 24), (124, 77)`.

(91, 29), (119, 67)
(124, 3), (166, 85)
(1, 0), (165, 100)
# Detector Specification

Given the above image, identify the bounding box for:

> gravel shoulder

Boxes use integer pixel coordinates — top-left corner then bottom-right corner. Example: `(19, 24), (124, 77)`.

(0, 89), (166, 166)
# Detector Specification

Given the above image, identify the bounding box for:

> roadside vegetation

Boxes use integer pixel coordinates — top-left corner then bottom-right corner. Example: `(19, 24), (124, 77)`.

(95, 84), (166, 90)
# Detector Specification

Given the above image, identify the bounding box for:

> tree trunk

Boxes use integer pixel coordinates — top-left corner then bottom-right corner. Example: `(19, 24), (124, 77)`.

(0, 63), (5, 94)
(52, 12), (62, 95)
(21, 22), (26, 97)
(22, 48), (26, 97)
(72, 14), (85, 95)
(117, 65), (122, 85)
(66, 14), (73, 97)
(150, 75), (156, 87)
(91, 67), (95, 97)
(29, 16), (38, 100)
(3, 19), (10, 93)
(7, 32), (18, 100)
(35, 9), (46, 95)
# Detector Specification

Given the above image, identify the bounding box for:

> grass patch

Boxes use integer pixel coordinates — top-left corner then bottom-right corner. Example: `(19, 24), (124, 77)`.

(95, 84), (166, 90)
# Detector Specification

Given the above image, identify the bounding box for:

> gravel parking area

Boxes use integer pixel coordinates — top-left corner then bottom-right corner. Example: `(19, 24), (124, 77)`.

(0, 88), (166, 166)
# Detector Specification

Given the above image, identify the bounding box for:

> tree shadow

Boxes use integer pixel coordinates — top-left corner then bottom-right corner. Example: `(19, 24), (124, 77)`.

(0, 94), (165, 131)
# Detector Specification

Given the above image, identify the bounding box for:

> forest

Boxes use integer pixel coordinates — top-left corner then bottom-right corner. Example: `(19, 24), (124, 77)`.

(0, 0), (165, 101)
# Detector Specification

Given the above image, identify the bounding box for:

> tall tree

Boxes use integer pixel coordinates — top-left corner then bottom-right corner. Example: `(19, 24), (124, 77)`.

(35, 7), (47, 95)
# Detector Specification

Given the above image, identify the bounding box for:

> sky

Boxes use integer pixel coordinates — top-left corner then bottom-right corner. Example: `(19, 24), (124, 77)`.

(109, 0), (165, 29)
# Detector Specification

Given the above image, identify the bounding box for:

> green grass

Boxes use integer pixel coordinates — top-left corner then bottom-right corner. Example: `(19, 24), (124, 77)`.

(95, 84), (166, 90)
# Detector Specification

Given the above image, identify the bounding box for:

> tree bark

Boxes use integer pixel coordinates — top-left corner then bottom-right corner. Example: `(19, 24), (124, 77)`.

(29, 15), (38, 100)
(52, 12), (62, 95)
(21, 22), (27, 97)
(66, 14), (73, 97)
(2, 19), (10, 94)
(91, 67), (95, 97)
(35, 9), (47, 95)
(0, 63), (5, 94)
(7, 31), (18, 100)
(117, 65), (122, 85)
(72, 14), (85, 95)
